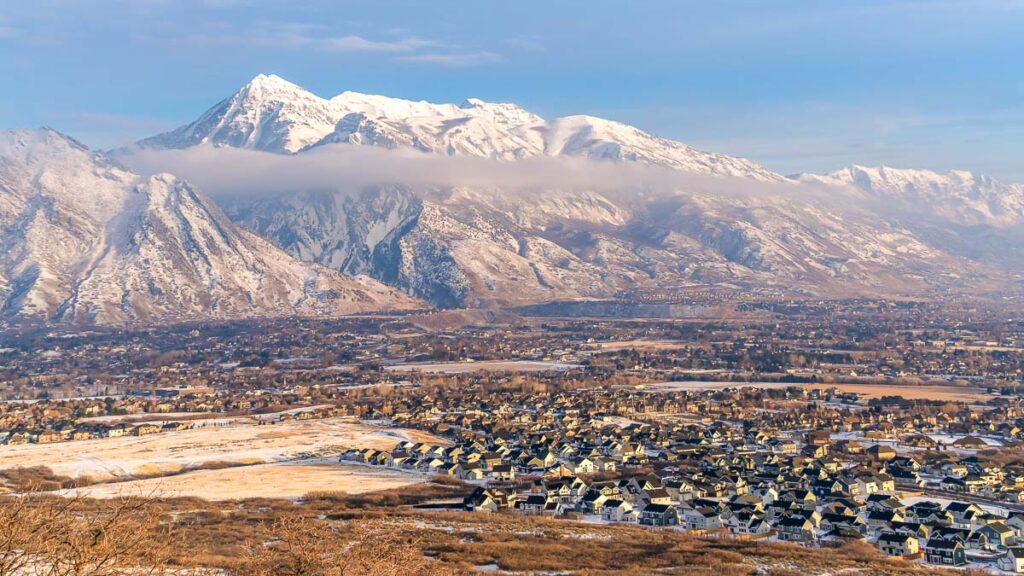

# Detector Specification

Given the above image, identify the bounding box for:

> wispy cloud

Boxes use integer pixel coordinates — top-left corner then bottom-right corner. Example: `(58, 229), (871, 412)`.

(320, 34), (440, 53)
(177, 21), (498, 66)
(396, 51), (502, 68)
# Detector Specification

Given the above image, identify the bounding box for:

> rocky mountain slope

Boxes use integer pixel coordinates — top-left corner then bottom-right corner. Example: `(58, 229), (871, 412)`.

(0, 128), (419, 325)
(135, 75), (1023, 308)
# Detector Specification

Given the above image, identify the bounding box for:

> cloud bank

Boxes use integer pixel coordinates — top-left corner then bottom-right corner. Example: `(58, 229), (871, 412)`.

(117, 143), (833, 205)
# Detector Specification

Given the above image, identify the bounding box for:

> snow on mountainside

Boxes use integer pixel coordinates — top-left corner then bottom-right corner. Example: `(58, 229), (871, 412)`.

(797, 165), (1024, 226)
(224, 178), (1010, 309)
(135, 75), (1024, 308)
(541, 115), (782, 180)
(139, 74), (338, 153)
(0, 128), (419, 325)
(142, 74), (783, 181)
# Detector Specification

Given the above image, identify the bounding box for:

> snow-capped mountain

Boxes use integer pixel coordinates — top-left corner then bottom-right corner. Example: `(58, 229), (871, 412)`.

(133, 75), (1024, 308)
(798, 165), (1024, 227)
(139, 74), (339, 154)
(141, 74), (783, 181)
(0, 128), (419, 325)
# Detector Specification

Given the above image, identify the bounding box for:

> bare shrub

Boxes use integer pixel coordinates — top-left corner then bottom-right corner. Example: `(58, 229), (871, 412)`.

(0, 492), (171, 576)
(238, 514), (455, 576)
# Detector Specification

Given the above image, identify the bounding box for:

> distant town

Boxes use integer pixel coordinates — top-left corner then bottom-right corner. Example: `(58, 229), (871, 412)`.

(1, 298), (1024, 572)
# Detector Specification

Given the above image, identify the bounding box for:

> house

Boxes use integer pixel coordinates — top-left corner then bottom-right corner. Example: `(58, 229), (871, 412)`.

(876, 532), (919, 557)
(601, 499), (635, 522)
(778, 516), (817, 542)
(824, 526), (868, 544)
(999, 547), (1024, 574)
(945, 501), (985, 527)
(977, 521), (1016, 548)
(574, 456), (599, 474)
(941, 476), (969, 493)
(464, 487), (499, 513)
(132, 423), (160, 436)
(642, 488), (673, 506)
(953, 435), (988, 450)
(682, 507), (724, 530)
(867, 444), (897, 461)
(490, 463), (515, 481)
(580, 491), (609, 514)
(3, 431), (30, 445)
(966, 530), (991, 551)
(768, 439), (798, 455)
(455, 462), (485, 480)
(821, 513), (867, 535)
(639, 503), (679, 527)
(924, 539), (966, 567)
(106, 423), (131, 438)
(35, 429), (63, 444)
(1006, 514), (1024, 538)
(515, 494), (548, 515)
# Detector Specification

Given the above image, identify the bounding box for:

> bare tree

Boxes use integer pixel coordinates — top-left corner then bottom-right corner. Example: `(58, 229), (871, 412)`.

(0, 492), (170, 576)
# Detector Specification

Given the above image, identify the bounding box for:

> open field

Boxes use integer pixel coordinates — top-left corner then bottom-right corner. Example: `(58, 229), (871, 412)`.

(590, 339), (689, 351)
(0, 416), (443, 482)
(77, 404), (333, 426)
(805, 382), (992, 402)
(645, 381), (798, 392)
(645, 380), (992, 402)
(63, 460), (425, 501)
(384, 359), (579, 374)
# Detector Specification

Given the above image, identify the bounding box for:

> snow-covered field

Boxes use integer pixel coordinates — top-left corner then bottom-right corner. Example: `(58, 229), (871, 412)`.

(0, 416), (442, 482)
(63, 459), (426, 501)
(647, 381), (797, 392)
(385, 360), (579, 374)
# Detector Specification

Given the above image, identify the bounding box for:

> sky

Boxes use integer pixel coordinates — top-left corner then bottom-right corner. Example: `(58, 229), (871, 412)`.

(1, 0), (1023, 180)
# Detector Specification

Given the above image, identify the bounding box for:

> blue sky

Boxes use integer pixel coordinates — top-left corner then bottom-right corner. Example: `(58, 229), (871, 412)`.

(2, 0), (1023, 179)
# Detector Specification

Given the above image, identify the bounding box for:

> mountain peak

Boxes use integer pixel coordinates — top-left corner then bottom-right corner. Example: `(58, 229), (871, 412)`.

(138, 76), (781, 179)
(139, 74), (334, 153)
(242, 73), (303, 92)
(459, 97), (485, 108)
(233, 73), (323, 106)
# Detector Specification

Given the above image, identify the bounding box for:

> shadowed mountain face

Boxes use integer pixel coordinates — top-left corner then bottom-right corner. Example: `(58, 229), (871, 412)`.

(134, 75), (1024, 308)
(0, 128), (420, 325)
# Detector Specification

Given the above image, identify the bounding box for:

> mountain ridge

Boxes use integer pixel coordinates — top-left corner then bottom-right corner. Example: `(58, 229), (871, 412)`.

(0, 127), (421, 325)
(129, 75), (1024, 309)
(140, 74), (785, 182)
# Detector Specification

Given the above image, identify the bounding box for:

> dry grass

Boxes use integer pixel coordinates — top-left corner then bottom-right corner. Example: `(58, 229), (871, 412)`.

(0, 466), (86, 492)
(0, 480), (960, 575)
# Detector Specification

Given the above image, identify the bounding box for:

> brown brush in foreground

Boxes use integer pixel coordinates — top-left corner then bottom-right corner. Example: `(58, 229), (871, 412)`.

(239, 514), (454, 576)
(0, 493), (454, 576)
(0, 493), (169, 576)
